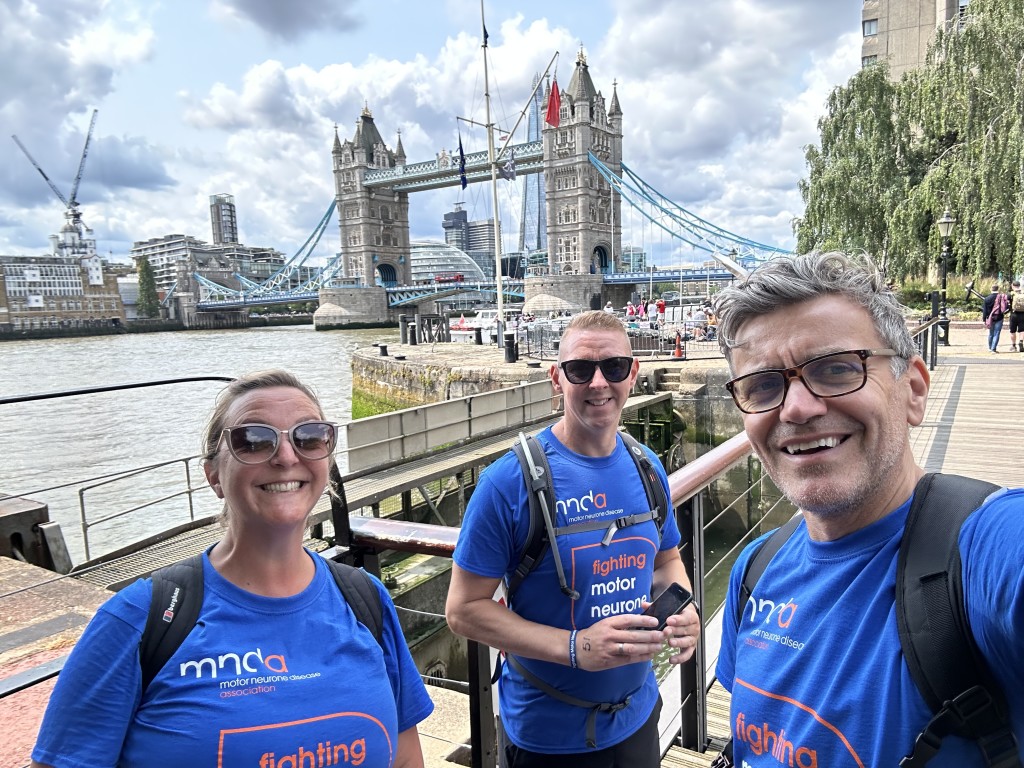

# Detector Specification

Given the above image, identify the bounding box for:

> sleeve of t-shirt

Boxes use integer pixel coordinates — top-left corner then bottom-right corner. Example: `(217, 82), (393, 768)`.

(371, 574), (435, 732)
(32, 580), (150, 768)
(960, 489), (1024, 688)
(452, 457), (523, 579)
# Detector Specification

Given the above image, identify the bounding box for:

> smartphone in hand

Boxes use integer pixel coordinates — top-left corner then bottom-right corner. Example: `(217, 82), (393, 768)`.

(638, 583), (694, 630)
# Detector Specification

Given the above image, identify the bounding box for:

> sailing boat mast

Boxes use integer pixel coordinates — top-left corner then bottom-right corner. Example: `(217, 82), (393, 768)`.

(480, 0), (506, 339)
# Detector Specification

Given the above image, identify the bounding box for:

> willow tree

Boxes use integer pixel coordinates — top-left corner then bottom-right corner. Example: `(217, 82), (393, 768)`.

(797, 0), (1024, 280)
(900, 0), (1024, 279)
(795, 63), (918, 272)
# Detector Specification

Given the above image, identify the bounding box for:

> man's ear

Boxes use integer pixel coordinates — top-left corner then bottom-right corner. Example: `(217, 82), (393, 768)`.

(904, 355), (930, 427)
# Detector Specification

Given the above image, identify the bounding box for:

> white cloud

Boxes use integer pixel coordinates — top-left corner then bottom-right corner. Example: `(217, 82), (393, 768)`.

(0, 0), (860, 264)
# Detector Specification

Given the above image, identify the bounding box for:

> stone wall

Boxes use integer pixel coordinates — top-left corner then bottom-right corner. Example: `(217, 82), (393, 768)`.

(315, 286), (390, 327)
(524, 273), (606, 312)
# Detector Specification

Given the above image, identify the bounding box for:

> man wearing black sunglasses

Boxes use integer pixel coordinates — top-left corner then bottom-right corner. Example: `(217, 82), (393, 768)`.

(448, 311), (698, 768)
(713, 252), (1024, 766)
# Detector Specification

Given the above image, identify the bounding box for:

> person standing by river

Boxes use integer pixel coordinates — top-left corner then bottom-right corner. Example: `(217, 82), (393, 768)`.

(31, 369), (433, 768)
(446, 310), (700, 768)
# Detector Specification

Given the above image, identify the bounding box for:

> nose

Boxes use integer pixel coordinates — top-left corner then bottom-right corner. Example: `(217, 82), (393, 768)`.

(270, 433), (301, 465)
(777, 376), (828, 423)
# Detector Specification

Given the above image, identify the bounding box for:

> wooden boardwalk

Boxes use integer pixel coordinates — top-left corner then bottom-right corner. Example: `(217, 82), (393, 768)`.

(912, 325), (1024, 486)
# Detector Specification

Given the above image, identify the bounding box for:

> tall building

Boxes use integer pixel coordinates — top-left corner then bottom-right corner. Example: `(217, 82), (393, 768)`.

(442, 204), (469, 251)
(542, 50), (623, 275)
(519, 73), (547, 253)
(209, 193), (239, 245)
(331, 107), (411, 286)
(129, 235), (286, 295)
(861, 0), (969, 76)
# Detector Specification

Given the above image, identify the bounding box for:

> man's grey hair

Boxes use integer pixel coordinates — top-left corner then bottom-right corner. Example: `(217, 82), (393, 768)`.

(712, 251), (915, 375)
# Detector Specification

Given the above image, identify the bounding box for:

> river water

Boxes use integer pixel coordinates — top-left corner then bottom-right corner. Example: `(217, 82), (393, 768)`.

(0, 325), (399, 563)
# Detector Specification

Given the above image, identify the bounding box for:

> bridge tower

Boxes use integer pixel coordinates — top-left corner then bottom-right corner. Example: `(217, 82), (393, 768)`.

(542, 50), (623, 276)
(332, 108), (412, 287)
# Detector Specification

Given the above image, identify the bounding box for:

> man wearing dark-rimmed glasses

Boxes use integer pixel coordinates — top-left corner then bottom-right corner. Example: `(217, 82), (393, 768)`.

(713, 251), (1024, 766)
(447, 310), (699, 767)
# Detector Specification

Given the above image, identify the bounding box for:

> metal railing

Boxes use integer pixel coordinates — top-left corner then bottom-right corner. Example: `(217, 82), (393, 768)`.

(334, 430), (784, 764)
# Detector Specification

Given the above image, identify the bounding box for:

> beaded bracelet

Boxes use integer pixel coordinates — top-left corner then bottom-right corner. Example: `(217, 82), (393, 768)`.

(569, 629), (579, 669)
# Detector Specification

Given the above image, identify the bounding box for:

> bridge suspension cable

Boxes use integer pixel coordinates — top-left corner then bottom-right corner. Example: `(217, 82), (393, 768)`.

(588, 152), (791, 276)
(246, 200), (338, 294)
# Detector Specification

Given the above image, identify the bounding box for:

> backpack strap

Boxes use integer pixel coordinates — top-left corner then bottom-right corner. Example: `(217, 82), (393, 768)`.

(140, 551), (384, 692)
(618, 431), (671, 542)
(140, 553), (205, 691)
(505, 654), (637, 749)
(325, 558), (384, 646)
(897, 473), (1019, 768)
(508, 432), (579, 602)
(506, 431), (670, 603)
(734, 514), (803, 630)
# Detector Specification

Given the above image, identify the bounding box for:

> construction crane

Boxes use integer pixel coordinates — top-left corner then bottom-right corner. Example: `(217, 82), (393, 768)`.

(12, 108), (99, 235)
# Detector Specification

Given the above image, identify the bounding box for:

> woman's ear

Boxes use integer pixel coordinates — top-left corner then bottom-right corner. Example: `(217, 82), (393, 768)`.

(204, 459), (224, 498)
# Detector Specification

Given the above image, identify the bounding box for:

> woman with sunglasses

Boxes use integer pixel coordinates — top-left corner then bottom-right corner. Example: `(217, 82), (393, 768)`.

(32, 370), (433, 768)
(447, 311), (700, 768)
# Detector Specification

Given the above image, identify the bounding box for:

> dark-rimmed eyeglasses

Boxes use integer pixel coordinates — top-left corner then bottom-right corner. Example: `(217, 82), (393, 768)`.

(559, 356), (634, 385)
(221, 421), (338, 464)
(725, 349), (900, 414)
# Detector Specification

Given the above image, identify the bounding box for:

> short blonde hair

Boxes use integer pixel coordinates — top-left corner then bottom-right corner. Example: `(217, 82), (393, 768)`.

(558, 311), (630, 362)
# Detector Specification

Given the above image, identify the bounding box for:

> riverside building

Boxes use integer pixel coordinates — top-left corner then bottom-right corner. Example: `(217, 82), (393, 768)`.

(861, 0), (970, 76)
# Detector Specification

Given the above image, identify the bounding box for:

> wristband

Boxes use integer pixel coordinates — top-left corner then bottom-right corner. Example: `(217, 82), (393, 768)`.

(569, 629), (578, 669)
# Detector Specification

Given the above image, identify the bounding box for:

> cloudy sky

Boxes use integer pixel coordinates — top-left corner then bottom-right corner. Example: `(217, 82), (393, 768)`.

(0, 0), (861, 268)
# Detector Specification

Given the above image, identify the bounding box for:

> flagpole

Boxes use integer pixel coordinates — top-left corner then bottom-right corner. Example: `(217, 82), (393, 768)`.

(480, 0), (506, 344)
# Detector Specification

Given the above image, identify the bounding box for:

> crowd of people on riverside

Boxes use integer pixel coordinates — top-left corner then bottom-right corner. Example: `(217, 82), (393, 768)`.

(28, 252), (1024, 768)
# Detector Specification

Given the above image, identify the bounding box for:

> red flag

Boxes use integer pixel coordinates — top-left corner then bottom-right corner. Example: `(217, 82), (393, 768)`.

(545, 77), (561, 128)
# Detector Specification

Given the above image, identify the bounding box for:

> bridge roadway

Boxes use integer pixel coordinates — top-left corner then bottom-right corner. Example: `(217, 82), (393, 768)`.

(3, 326), (1023, 766)
(195, 267), (737, 311)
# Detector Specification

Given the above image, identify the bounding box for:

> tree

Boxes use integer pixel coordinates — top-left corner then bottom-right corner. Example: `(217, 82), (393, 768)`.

(796, 0), (1024, 280)
(136, 255), (160, 319)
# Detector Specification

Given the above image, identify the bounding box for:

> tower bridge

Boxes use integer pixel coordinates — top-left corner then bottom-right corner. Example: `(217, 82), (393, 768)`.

(189, 50), (789, 322)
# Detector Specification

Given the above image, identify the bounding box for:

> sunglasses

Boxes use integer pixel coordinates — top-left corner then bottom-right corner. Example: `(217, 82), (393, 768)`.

(559, 356), (634, 385)
(220, 421), (338, 465)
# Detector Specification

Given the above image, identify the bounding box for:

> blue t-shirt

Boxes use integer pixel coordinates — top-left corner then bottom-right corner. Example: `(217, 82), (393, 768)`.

(716, 488), (1024, 767)
(33, 550), (434, 768)
(453, 428), (681, 753)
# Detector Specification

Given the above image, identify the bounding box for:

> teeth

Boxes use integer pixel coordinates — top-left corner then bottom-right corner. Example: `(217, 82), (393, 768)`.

(785, 437), (840, 455)
(262, 481), (302, 492)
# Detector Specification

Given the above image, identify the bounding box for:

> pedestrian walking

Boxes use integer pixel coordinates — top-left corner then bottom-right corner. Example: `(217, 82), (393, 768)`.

(1009, 280), (1024, 352)
(982, 283), (1009, 353)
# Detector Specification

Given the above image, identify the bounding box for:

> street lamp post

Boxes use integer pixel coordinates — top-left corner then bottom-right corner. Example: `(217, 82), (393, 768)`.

(936, 209), (955, 346)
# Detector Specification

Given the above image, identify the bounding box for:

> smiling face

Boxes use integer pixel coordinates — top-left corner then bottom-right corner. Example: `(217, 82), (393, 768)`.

(729, 294), (929, 539)
(204, 386), (330, 534)
(551, 326), (638, 456)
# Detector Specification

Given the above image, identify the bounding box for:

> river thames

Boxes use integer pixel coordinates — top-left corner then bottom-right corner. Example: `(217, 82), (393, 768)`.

(0, 324), (399, 563)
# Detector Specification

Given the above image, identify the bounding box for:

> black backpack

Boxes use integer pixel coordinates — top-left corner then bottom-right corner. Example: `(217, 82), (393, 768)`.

(734, 473), (1019, 767)
(140, 551), (383, 691)
(506, 430), (671, 603)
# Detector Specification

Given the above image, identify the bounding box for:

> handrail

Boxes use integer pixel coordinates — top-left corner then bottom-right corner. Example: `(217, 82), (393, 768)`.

(0, 375), (235, 406)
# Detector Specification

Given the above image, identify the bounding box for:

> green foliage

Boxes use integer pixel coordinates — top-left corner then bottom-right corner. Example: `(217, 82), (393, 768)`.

(796, 0), (1024, 281)
(136, 256), (160, 319)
